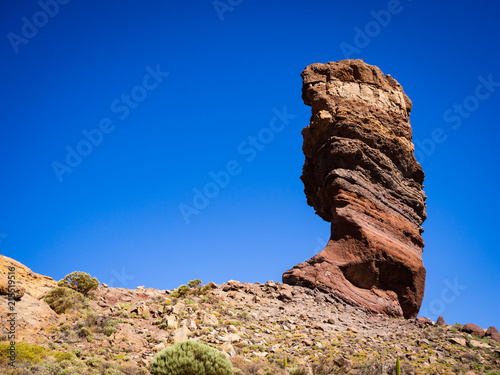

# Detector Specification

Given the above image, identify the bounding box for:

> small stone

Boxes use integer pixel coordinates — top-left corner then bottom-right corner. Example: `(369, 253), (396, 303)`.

(172, 325), (190, 343)
(416, 317), (432, 325)
(164, 315), (178, 329)
(252, 351), (268, 358)
(222, 333), (241, 343)
(153, 342), (166, 352)
(0, 278), (25, 300)
(302, 339), (313, 346)
(199, 312), (218, 327)
(449, 337), (466, 346)
(469, 340), (490, 349)
(186, 319), (197, 331)
(222, 280), (241, 292)
(221, 343), (236, 357)
(347, 327), (358, 334)
(265, 280), (276, 288)
(278, 289), (293, 301)
(314, 295), (324, 303)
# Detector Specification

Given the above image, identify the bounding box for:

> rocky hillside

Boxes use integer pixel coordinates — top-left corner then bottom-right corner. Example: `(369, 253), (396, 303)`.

(1, 255), (499, 375)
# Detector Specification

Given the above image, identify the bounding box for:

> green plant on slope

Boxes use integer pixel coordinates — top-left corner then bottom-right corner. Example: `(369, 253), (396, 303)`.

(171, 285), (191, 298)
(396, 356), (401, 375)
(188, 279), (202, 289)
(289, 366), (310, 375)
(150, 340), (233, 375)
(58, 271), (99, 295)
(43, 286), (88, 314)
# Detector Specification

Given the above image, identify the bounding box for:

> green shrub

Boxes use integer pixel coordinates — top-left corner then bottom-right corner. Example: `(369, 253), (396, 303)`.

(53, 351), (75, 362)
(58, 271), (99, 295)
(103, 319), (121, 337)
(0, 342), (49, 364)
(171, 285), (191, 298)
(199, 282), (217, 295)
(150, 340), (233, 375)
(396, 356), (401, 375)
(43, 287), (87, 314)
(78, 327), (91, 338)
(289, 366), (309, 375)
(188, 279), (202, 289)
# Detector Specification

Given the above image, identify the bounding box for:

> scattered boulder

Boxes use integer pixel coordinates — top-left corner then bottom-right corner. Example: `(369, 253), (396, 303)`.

(416, 317), (433, 325)
(486, 326), (499, 335)
(153, 342), (166, 352)
(436, 316), (446, 326)
(198, 311), (218, 327)
(486, 326), (500, 342)
(131, 301), (150, 317)
(469, 340), (490, 349)
(0, 277), (25, 300)
(222, 280), (242, 292)
(463, 323), (485, 338)
(449, 337), (467, 346)
(172, 325), (190, 343)
(221, 342), (236, 357)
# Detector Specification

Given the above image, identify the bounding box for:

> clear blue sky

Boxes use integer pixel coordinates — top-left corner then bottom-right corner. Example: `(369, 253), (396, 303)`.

(1, 0), (499, 328)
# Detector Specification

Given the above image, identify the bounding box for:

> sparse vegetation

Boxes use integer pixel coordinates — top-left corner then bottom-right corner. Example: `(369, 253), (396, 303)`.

(3, 275), (500, 375)
(150, 340), (233, 375)
(171, 284), (191, 298)
(289, 366), (310, 375)
(188, 279), (202, 289)
(58, 271), (100, 295)
(43, 286), (88, 314)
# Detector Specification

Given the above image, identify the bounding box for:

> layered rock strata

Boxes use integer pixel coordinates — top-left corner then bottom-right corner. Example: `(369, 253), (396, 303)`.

(283, 60), (427, 318)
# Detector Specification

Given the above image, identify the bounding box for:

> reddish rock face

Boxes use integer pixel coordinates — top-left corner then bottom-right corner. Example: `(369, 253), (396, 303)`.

(464, 323), (485, 338)
(283, 60), (427, 319)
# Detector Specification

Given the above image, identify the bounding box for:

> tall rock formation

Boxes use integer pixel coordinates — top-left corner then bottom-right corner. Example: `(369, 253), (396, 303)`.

(283, 60), (427, 318)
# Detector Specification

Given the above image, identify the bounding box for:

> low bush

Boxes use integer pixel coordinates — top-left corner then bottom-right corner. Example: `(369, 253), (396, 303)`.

(43, 286), (87, 314)
(171, 285), (191, 298)
(150, 340), (233, 375)
(58, 271), (99, 295)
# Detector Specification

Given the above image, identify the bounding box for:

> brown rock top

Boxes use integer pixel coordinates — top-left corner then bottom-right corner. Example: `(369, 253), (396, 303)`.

(0, 255), (59, 341)
(0, 254), (57, 299)
(283, 59), (427, 319)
